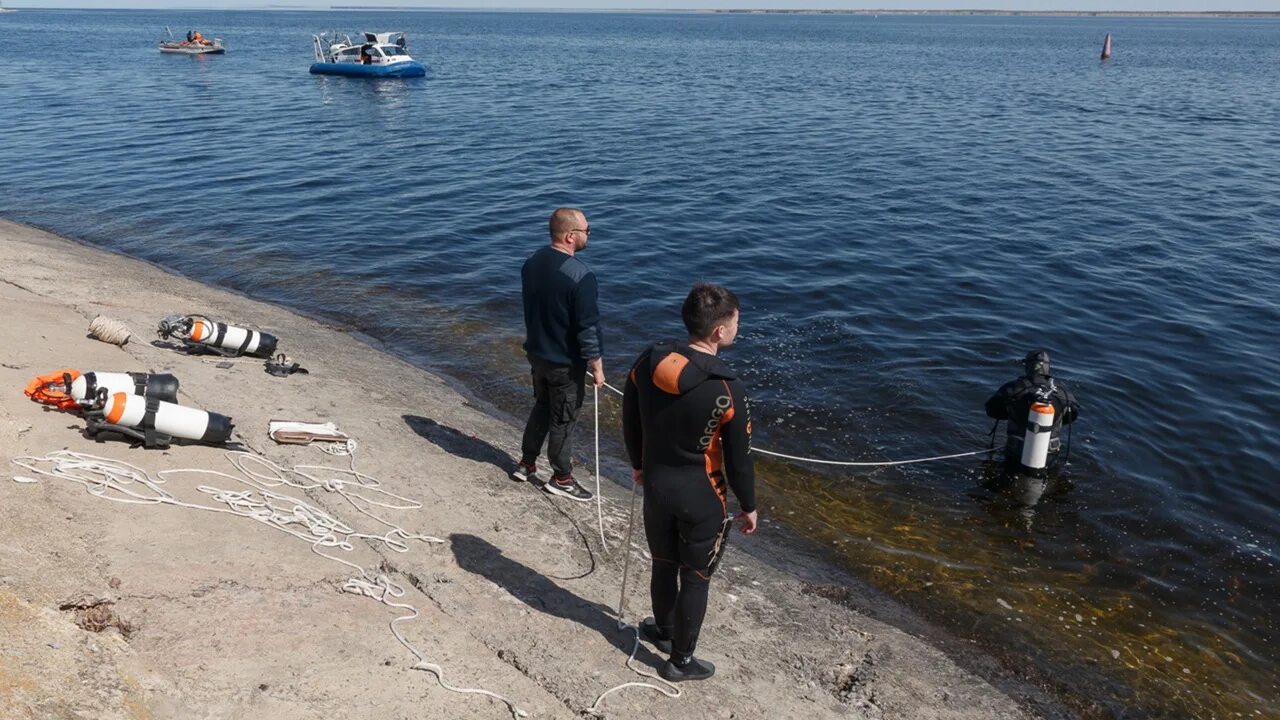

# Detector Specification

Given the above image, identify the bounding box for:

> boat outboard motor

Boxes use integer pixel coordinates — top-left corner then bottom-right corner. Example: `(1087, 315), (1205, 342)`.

(158, 314), (278, 358)
(69, 371), (179, 407)
(84, 389), (233, 448)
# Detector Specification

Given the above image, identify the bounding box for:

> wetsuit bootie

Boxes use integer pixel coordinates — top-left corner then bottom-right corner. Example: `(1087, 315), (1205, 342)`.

(639, 617), (673, 655)
(660, 655), (715, 682)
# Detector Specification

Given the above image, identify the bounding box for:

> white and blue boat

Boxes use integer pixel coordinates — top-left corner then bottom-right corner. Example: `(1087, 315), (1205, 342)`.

(310, 32), (426, 79)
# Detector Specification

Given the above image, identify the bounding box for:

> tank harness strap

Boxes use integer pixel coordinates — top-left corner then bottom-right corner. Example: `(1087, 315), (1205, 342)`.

(140, 396), (168, 449)
(235, 332), (254, 356)
(211, 322), (227, 348)
(64, 372), (77, 395)
(131, 372), (147, 396)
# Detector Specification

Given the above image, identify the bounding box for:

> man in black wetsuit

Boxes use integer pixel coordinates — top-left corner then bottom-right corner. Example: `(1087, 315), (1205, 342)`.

(623, 282), (757, 682)
(513, 207), (604, 502)
(985, 349), (1080, 469)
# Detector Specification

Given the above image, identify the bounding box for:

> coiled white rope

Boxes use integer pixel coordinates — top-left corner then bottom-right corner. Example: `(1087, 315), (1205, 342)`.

(88, 315), (133, 346)
(10, 449), (528, 719)
(593, 377), (994, 467)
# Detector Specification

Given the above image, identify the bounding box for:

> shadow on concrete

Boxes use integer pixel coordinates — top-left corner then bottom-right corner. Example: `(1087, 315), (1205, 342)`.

(450, 532), (664, 668)
(403, 414), (513, 474)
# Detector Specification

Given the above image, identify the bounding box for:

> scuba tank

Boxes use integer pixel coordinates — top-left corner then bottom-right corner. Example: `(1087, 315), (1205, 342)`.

(1019, 401), (1056, 471)
(69, 372), (179, 406)
(157, 314), (278, 358)
(86, 389), (233, 448)
(25, 370), (179, 411)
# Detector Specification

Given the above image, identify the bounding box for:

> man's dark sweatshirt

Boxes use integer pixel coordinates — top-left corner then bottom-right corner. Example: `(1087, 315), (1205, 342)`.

(521, 246), (603, 366)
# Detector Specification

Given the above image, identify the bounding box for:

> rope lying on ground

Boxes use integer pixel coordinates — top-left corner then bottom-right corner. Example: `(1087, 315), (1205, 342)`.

(592, 376), (995, 467)
(10, 449), (528, 720)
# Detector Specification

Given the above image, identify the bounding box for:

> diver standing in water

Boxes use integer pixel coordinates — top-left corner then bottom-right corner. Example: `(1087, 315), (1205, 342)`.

(623, 283), (757, 682)
(985, 349), (1080, 472)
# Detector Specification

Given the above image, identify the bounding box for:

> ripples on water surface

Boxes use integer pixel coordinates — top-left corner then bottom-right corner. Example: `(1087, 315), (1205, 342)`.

(1, 9), (1277, 717)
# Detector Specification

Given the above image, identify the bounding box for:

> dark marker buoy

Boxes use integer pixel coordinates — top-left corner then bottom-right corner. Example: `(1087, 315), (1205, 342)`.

(1101, 33), (1112, 61)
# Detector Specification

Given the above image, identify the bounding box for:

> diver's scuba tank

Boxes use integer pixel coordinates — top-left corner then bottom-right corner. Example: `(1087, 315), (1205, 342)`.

(68, 372), (179, 406)
(86, 390), (233, 448)
(157, 314), (278, 358)
(1019, 401), (1056, 471)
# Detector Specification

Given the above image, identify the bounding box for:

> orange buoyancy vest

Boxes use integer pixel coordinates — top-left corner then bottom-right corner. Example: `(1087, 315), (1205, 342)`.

(24, 369), (82, 411)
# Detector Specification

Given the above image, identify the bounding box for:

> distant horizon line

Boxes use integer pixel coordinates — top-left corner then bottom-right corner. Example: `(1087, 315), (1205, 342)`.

(7, 4), (1280, 16)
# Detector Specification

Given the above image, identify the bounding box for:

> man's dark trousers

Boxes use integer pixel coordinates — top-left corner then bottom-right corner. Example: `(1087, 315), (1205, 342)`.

(520, 355), (586, 477)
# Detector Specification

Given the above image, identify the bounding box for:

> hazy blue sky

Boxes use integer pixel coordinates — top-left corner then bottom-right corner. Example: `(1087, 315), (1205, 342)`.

(8, 0), (1279, 10)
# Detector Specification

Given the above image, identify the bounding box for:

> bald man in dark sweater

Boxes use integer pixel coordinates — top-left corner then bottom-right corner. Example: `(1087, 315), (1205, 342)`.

(513, 207), (604, 502)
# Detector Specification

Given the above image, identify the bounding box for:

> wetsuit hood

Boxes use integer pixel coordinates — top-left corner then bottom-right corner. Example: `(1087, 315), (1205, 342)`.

(1024, 349), (1051, 381)
(645, 340), (736, 396)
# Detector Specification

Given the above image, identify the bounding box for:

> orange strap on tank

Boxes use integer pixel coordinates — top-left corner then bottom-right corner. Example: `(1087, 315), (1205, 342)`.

(23, 369), (82, 410)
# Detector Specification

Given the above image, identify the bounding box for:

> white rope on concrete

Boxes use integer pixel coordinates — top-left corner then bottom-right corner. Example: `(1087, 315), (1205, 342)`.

(10, 449), (528, 720)
(591, 375), (994, 468)
(88, 315), (133, 346)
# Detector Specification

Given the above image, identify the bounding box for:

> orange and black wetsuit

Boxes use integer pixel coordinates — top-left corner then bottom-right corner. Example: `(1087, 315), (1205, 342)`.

(623, 341), (755, 661)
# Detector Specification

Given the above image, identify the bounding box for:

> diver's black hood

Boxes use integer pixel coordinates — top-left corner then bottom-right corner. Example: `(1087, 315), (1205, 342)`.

(1024, 349), (1052, 381)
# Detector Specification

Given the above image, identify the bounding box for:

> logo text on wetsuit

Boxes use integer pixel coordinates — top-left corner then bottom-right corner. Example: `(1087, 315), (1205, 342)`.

(699, 395), (732, 450)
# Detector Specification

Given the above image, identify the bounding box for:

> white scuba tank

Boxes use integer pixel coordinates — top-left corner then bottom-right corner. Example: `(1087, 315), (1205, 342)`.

(1020, 401), (1056, 470)
(69, 372), (179, 405)
(101, 392), (233, 444)
(188, 317), (278, 358)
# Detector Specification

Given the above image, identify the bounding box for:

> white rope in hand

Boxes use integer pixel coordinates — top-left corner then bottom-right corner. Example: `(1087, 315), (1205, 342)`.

(593, 384), (609, 554)
(10, 449), (528, 720)
(591, 376), (994, 467)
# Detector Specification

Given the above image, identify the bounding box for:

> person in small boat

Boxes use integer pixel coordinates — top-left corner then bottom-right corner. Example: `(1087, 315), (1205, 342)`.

(185, 30), (193, 43)
(360, 46), (372, 64)
(985, 349), (1079, 469)
(191, 30), (207, 46)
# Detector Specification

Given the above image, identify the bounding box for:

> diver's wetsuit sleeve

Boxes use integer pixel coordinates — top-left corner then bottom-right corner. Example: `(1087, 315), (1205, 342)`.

(571, 272), (603, 361)
(985, 382), (1014, 420)
(622, 353), (645, 470)
(722, 378), (756, 513)
(1061, 385), (1080, 424)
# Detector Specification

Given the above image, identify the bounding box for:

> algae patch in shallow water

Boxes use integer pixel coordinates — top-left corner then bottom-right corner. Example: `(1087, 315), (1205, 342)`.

(755, 457), (1275, 719)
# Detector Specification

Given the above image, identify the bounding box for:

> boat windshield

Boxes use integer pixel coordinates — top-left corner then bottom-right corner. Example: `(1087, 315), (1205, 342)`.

(381, 45), (408, 56)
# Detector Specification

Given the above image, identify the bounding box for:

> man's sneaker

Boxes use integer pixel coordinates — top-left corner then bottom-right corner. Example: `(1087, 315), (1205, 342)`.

(660, 656), (715, 682)
(511, 459), (538, 483)
(639, 617), (673, 655)
(543, 475), (593, 503)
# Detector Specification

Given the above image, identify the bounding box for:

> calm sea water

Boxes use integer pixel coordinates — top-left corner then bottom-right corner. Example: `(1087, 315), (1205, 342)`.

(2, 9), (1277, 717)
